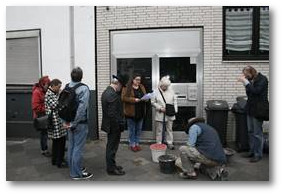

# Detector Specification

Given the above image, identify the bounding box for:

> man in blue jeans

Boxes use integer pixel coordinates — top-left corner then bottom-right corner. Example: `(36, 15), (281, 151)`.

(65, 67), (93, 180)
(238, 65), (269, 163)
(175, 117), (228, 180)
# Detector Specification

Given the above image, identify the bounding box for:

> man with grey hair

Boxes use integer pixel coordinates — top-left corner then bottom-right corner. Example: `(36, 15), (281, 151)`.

(101, 74), (128, 175)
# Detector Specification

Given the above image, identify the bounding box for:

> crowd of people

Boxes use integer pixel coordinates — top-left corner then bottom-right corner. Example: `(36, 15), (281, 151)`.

(31, 65), (268, 180)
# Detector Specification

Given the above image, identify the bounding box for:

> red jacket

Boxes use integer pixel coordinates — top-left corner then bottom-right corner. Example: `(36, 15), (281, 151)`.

(32, 84), (46, 119)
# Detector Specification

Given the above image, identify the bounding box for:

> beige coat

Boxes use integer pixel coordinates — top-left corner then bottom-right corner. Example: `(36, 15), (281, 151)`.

(151, 87), (178, 122)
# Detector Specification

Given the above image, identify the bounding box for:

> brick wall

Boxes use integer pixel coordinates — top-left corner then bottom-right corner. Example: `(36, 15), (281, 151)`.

(96, 6), (270, 142)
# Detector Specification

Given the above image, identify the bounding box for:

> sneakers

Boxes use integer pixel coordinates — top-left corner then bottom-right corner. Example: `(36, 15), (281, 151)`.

(81, 167), (87, 173)
(217, 169), (229, 181)
(179, 172), (198, 180)
(72, 172), (93, 180)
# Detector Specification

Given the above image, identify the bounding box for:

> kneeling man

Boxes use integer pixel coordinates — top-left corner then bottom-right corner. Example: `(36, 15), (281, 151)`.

(176, 117), (228, 180)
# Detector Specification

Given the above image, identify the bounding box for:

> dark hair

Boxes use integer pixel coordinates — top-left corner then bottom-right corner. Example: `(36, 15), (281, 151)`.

(71, 67), (83, 82)
(50, 79), (62, 87)
(125, 73), (142, 97)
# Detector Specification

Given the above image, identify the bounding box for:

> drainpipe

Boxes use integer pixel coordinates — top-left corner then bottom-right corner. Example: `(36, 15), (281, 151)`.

(69, 6), (75, 70)
(94, 6), (99, 139)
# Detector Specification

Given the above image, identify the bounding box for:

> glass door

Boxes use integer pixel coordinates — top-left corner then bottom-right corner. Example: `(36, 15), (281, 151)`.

(116, 58), (154, 140)
(159, 57), (199, 141)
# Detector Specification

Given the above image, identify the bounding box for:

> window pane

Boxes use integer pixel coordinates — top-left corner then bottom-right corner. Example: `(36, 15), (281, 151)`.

(6, 36), (40, 85)
(225, 8), (253, 53)
(160, 57), (196, 83)
(259, 7), (269, 52)
(117, 58), (152, 92)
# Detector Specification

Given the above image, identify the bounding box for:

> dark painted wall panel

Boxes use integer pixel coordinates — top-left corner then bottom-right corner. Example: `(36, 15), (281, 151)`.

(6, 89), (98, 139)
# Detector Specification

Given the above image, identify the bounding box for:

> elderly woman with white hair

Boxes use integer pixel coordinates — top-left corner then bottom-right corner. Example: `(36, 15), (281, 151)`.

(151, 76), (177, 150)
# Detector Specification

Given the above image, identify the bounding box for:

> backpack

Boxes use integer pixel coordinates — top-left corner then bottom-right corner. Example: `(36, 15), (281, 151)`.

(58, 83), (85, 122)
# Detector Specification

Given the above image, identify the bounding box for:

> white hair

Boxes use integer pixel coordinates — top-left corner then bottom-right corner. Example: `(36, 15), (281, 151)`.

(158, 75), (171, 87)
(111, 78), (119, 85)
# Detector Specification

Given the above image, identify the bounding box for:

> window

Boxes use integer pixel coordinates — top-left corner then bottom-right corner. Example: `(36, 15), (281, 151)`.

(160, 57), (196, 83)
(6, 29), (41, 85)
(223, 6), (269, 61)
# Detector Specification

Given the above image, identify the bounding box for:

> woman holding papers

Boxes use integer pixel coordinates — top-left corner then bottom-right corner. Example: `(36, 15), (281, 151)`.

(121, 73), (147, 152)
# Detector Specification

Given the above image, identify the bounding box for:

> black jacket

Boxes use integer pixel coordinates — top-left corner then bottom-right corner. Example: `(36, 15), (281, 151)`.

(245, 72), (268, 117)
(101, 86), (124, 133)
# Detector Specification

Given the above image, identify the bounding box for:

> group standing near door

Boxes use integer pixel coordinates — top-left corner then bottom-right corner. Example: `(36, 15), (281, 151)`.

(31, 65), (268, 180)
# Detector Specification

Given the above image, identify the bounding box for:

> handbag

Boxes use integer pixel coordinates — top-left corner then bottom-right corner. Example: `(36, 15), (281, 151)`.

(159, 89), (176, 117)
(33, 112), (53, 131)
(254, 100), (269, 121)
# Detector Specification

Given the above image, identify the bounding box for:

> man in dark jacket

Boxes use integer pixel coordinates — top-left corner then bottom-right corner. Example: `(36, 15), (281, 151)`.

(175, 117), (228, 180)
(238, 65), (269, 163)
(101, 75), (127, 175)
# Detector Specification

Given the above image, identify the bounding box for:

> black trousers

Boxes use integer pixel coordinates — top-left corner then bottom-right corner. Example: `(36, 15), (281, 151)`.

(52, 136), (66, 166)
(106, 127), (121, 172)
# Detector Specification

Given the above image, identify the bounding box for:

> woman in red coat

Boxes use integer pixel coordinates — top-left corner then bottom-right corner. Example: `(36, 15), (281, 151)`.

(32, 76), (51, 156)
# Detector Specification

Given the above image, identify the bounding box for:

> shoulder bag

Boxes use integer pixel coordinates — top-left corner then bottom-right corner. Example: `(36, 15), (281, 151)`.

(159, 89), (176, 117)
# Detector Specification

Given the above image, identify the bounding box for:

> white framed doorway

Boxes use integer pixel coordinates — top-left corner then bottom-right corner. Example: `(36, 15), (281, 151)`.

(110, 28), (203, 142)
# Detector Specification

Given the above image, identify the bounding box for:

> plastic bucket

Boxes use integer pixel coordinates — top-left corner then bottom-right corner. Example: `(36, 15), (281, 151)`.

(150, 144), (167, 163)
(158, 154), (177, 174)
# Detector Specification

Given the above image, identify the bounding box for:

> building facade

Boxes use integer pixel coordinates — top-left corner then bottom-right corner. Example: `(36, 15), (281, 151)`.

(6, 6), (269, 144)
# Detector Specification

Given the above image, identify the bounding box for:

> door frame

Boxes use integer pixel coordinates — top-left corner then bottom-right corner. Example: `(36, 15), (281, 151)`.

(110, 27), (203, 142)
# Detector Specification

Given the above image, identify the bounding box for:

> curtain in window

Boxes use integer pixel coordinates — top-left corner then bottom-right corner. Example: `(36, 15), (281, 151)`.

(259, 7), (269, 52)
(225, 8), (253, 52)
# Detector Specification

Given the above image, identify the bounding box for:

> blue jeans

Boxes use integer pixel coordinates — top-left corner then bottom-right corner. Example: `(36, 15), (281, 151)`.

(127, 118), (143, 147)
(68, 123), (88, 178)
(247, 115), (263, 158)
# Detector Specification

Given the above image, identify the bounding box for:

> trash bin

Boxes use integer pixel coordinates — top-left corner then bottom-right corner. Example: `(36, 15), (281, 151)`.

(231, 96), (249, 152)
(205, 100), (229, 147)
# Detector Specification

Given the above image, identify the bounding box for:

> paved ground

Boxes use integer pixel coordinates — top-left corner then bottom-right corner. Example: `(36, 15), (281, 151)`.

(6, 138), (269, 181)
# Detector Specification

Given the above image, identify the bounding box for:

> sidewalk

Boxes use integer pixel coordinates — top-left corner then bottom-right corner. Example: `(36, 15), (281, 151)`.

(6, 138), (269, 181)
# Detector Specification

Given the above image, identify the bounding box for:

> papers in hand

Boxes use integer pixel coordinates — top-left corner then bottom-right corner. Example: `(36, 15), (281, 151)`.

(141, 92), (154, 100)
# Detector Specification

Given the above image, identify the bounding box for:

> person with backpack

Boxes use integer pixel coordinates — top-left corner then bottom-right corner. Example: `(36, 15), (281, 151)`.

(32, 76), (51, 157)
(62, 67), (93, 180)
